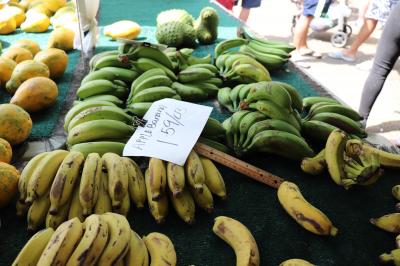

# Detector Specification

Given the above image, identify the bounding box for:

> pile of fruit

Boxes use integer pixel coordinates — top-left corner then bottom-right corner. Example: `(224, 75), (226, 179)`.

(12, 213), (177, 266)
(156, 7), (219, 47)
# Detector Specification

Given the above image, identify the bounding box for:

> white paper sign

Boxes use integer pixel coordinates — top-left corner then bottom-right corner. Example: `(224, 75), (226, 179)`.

(123, 99), (212, 165)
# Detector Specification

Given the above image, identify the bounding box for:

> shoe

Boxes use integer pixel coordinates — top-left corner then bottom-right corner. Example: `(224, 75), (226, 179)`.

(298, 48), (322, 58)
(328, 51), (355, 62)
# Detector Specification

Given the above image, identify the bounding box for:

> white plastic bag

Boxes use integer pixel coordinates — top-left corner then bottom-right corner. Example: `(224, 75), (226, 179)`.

(73, 0), (100, 54)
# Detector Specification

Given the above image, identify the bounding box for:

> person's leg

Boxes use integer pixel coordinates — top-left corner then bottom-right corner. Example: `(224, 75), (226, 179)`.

(293, 15), (314, 52)
(342, 18), (378, 58)
(356, 0), (371, 26)
(237, 0), (261, 36)
(238, 7), (251, 22)
(359, 2), (400, 120)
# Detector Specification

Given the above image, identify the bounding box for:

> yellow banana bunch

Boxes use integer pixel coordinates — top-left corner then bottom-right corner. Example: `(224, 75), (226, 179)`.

(277, 181), (338, 236)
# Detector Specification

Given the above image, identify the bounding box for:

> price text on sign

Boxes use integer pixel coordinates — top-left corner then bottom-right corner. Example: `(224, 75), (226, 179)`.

(123, 99), (212, 165)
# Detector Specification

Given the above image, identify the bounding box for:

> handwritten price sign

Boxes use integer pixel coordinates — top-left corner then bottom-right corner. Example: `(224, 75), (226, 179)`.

(123, 99), (212, 165)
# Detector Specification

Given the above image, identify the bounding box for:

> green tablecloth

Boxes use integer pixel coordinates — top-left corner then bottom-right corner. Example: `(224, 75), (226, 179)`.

(1, 1), (398, 266)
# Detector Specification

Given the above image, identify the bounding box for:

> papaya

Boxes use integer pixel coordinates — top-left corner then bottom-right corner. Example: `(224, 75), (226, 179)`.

(34, 48), (68, 79)
(0, 16), (17, 35)
(5, 59), (50, 94)
(104, 20), (141, 40)
(0, 6), (26, 27)
(29, 0), (66, 12)
(10, 39), (41, 56)
(21, 12), (50, 32)
(10, 76), (58, 112)
(0, 57), (17, 88)
(0, 138), (12, 164)
(0, 103), (32, 145)
(50, 5), (77, 28)
(0, 162), (19, 208)
(47, 26), (74, 51)
(1, 46), (33, 63)
(26, 2), (53, 17)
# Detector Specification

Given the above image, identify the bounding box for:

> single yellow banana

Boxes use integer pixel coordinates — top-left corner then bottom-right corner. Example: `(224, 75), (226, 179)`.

(12, 228), (54, 266)
(185, 150), (206, 192)
(121, 157), (147, 209)
(97, 213), (131, 266)
(277, 181), (338, 236)
(167, 162), (186, 197)
(94, 172), (113, 214)
(279, 258), (315, 266)
(114, 190), (130, 216)
(124, 230), (150, 266)
(66, 214), (109, 266)
(49, 151), (85, 214)
(46, 196), (71, 229)
(212, 216), (260, 266)
(27, 189), (51, 232)
(370, 213), (400, 233)
(189, 185), (214, 213)
(200, 156), (227, 199)
(26, 150), (70, 203)
(79, 153), (102, 216)
(169, 187), (195, 224)
(145, 169), (169, 224)
(325, 130), (347, 186)
(68, 185), (84, 222)
(148, 158), (167, 201)
(102, 153), (129, 208)
(18, 152), (49, 203)
(143, 232), (177, 266)
(37, 218), (83, 266)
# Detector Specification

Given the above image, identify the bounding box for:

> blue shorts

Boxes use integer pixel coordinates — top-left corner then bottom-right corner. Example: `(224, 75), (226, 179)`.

(303, 0), (332, 17)
(242, 0), (261, 8)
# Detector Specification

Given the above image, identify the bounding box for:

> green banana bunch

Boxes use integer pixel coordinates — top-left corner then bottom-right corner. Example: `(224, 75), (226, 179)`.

(224, 58), (271, 83)
(82, 67), (139, 85)
(76, 79), (127, 99)
(80, 94), (124, 107)
(240, 45), (289, 71)
(214, 38), (249, 58)
(241, 27), (295, 53)
(89, 50), (119, 71)
(303, 96), (340, 110)
(201, 117), (226, 141)
(128, 68), (167, 103)
(133, 57), (177, 80)
(90, 51), (132, 71)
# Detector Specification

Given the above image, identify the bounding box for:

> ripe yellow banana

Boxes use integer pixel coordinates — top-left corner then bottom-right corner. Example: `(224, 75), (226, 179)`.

(189, 185), (214, 213)
(124, 230), (150, 266)
(94, 172), (113, 214)
(169, 187), (195, 224)
(27, 189), (51, 232)
(121, 157), (147, 209)
(277, 181), (338, 236)
(66, 214), (109, 266)
(370, 213), (400, 233)
(143, 232), (177, 266)
(212, 216), (260, 266)
(279, 258), (315, 266)
(12, 228), (54, 266)
(167, 162), (186, 197)
(300, 149), (326, 176)
(148, 158), (167, 201)
(79, 153), (102, 216)
(145, 169), (169, 224)
(26, 150), (70, 203)
(185, 150), (206, 192)
(325, 130), (347, 186)
(46, 197), (71, 229)
(102, 152), (129, 208)
(97, 213), (131, 266)
(68, 185), (84, 222)
(37, 217), (83, 266)
(18, 152), (49, 203)
(200, 156), (227, 199)
(49, 151), (85, 214)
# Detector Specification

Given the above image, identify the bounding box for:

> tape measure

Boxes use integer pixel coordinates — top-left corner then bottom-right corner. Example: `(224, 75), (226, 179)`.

(194, 142), (284, 189)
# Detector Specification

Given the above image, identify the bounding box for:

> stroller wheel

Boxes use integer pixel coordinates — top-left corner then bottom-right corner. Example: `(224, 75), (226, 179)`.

(345, 24), (352, 37)
(331, 32), (348, 48)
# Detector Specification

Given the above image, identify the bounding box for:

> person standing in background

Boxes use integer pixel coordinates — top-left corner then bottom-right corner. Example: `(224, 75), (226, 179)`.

(235, 0), (262, 36)
(358, 2), (400, 146)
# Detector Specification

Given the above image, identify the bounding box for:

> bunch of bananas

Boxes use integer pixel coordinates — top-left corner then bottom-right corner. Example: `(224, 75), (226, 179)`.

(240, 28), (295, 70)
(198, 117), (231, 154)
(12, 213), (177, 266)
(144, 150), (227, 224)
(301, 96), (366, 145)
(214, 38), (271, 84)
(301, 130), (383, 189)
(163, 47), (212, 70)
(218, 80), (303, 113)
(16, 150), (147, 231)
(212, 216), (260, 266)
(63, 100), (134, 155)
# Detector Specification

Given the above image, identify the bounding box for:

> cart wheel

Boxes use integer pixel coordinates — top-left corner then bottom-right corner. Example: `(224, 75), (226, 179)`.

(345, 24), (352, 37)
(331, 32), (348, 48)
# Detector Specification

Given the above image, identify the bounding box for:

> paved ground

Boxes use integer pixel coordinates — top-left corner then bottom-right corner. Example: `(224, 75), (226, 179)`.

(231, 0), (400, 144)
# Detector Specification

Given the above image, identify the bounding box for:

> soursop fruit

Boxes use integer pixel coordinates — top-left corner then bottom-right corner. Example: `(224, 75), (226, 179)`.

(157, 9), (194, 26)
(195, 7), (219, 45)
(156, 21), (197, 48)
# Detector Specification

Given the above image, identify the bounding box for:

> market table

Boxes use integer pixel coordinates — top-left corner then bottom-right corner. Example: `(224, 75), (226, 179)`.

(1, 1), (399, 265)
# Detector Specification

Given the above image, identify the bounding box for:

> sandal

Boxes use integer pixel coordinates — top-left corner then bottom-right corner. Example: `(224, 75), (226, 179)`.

(328, 51), (355, 62)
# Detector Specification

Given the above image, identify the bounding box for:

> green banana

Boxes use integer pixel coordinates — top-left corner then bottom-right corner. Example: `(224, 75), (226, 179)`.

(132, 75), (172, 96)
(240, 45), (288, 70)
(215, 53), (231, 73)
(269, 81), (303, 112)
(128, 68), (167, 102)
(133, 58), (177, 80)
(247, 40), (291, 58)
(124, 44), (175, 70)
(222, 117), (234, 149)
(325, 129), (348, 186)
(308, 104), (362, 121)
(77, 79), (125, 99)
(303, 96), (340, 110)
(226, 63), (271, 83)
(82, 94), (124, 106)
(82, 68), (138, 84)
(225, 54), (271, 79)
(238, 84), (252, 102)
(67, 105), (133, 132)
(67, 120), (134, 146)
(302, 120), (339, 144)
(187, 54), (212, 65)
(131, 86), (176, 103)
(198, 137), (231, 154)
(171, 82), (208, 101)
(202, 117), (226, 139)
(108, 85), (129, 99)
(238, 111), (268, 146)
(89, 50), (119, 71)
(69, 141), (126, 157)
(230, 84), (245, 111)
(245, 130), (314, 160)
(205, 77), (223, 87)
(186, 63), (219, 74)
(241, 29), (295, 52)
(214, 38), (249, 58)
(311, 112), (366, 136)
(217, 87), (234, 112)
(93, 54), (131, 70)
(192, 82), (219, 96)
(178, 67), (215, 83)
(126, 102), (152, 117)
